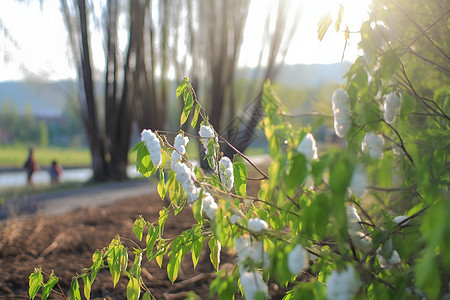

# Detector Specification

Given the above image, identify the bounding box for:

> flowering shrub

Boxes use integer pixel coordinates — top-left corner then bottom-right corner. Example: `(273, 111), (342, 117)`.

(29, 1), (449, 299)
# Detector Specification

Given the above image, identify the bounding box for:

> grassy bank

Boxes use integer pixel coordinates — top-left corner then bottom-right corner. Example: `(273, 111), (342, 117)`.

(0, 146), (91, 168)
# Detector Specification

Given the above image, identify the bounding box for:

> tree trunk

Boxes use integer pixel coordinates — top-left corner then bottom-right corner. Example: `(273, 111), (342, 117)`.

(78, 0), (108, 181)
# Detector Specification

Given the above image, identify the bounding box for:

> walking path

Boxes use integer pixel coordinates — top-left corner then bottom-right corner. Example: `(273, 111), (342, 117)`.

(2, 179), (156, 219)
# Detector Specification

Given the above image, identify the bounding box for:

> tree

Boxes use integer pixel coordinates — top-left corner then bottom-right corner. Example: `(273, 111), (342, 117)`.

(61, 0), (168, 180)
(0, 98), (19, 143)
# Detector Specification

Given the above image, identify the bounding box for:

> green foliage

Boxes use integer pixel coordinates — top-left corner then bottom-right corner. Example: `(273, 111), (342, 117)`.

(29, 1), (449, 297)
(28, 268), (43, 300)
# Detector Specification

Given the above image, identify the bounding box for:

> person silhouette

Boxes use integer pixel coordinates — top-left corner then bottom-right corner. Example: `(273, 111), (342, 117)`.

(24, 147), (39, 186)
(49, 160), (63, 185)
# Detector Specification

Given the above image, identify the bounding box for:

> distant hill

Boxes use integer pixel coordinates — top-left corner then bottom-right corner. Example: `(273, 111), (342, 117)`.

(238, 62), (351, 88)
(275, 62), (351, 88)
(0, 80), (76, 118)
(0, 62), (352, 118)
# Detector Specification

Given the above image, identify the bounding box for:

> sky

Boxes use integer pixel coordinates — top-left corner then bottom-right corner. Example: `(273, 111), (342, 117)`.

(0, 0), (371, 82)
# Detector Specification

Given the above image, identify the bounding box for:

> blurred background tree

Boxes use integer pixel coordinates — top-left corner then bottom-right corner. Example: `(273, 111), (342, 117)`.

(59, 0), (304, 180)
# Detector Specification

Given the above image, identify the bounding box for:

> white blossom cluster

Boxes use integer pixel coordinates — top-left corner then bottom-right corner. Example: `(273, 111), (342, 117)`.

(287, 244), (309, 275)
(377, 248), (401, 268)
(332, 88), (352, 138)
(349, 164), (367, 198)
(171, 133), (189, 165)
(235, 235), (270, 270)
(199, 125), (217, 156)
(346, 205), (363, 234)
(235, 236), (269, 300)
(240, 271), (268, 300)
(171, 161), (200, 203)
(362, 132), (384, 159)
(326, 266), (361, 300)
(219, 156), (234, 189)
(296, 133), (318, 161)
(346, 205), (372, 252)
(202, 192), (218, 220)
(141, 129), (162, 168)
(230, 214), (241, 224)
(383, 91), (402, 124)
(248, 218), (268, 233)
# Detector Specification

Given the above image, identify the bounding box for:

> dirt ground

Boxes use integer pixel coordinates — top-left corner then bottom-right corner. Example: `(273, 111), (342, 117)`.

(0, 180), (290, 299)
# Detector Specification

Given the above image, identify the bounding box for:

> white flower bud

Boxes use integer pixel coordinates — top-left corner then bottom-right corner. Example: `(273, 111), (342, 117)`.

(203, 193), (218, 220)
(383, 91), (402, 124)
(326, 266), (361, 300)
(288, 244), (309, 275)
(351, 231), (372, 253)
(172, 133), (189, 163)
(248, 218), (268, 233)
(362, 132), (384, 159)
(199, 124), (215, 150)
(171, 161), (199, 203)
(141, 129), (162, 168)
(297, 133), (318, 161)
(346, 205), (363, 235)
(377, 249), (401, 268)
(240, 271), (268, 300)
(349, 164), (367, 198)
(230, 215), (241, 224)
(219, 156), (234, 189)
(332, 88), (352, 137)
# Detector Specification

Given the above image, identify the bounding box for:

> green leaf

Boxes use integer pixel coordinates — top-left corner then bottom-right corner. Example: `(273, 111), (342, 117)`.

(158, 208), (169, 235)
(136, 142), (156, 177)
(335, 4), (343, 32)
(157, 170), (166, 200)
(285, 153), (307, 193)
(126, 277), (141, 300)
(210, 269), (238, 300)
(209, 237), (220, 271)
(233, 161), (247, 197)
(192, 234), (204, 269)
(192, 191), (204, 224)
(69, 278), (81, 300)
(167, 248), (183, 283)
(107, 238), (127, 288)
(41, 271), (58, 300)
(81, 274), (92, 300)
(176, 77), (189, 98)
(156, 251), (164, 268)
(142, 291), (154, 300)
(191, 103), (201, 129)
(318, 13), (332, 41)
(91, 250), (103, 271)
(133, 216), (145, 241)
(181, 93), (194, 126)
(415, 251), (441, 299)
(379, 49), (399, 79)
(146, 224), (158, 258)
(29, 269), (43, 300)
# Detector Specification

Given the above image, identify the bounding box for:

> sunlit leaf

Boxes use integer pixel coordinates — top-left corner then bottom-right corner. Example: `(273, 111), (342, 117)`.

(191, 103), (201, 129)
(157, 170), (166, 200)
(29, 268), (43, 300)
(70, 279), (81, 300)
(335, 5), (343, 32)
(233, 161), (247, 197)
(81, 274), (91, 300)
(133, 216), (145, 241)
(318, 13), (332, 41)
(41, 271), (58, 300)
(126, 277), (140, 300)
